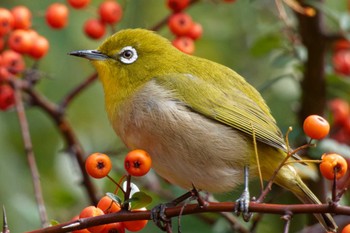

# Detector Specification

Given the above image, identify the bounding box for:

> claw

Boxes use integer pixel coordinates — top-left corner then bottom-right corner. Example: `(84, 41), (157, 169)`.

(151, 203), (172, 231)
(234, 166), (252, 222)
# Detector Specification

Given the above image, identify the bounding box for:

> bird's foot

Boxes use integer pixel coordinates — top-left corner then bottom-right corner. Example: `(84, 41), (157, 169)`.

(151, 203), (173, 231)
(234, 189), (252, 222)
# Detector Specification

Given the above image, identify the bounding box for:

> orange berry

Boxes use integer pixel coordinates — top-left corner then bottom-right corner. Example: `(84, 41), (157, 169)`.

(168, 12), (193, 36)
(84, 19), (106, 40)
(70, 216), (90, 233)
(303, 115), (330, 140)
(67, 0), (91, 9)
(8, 29), (34, 54)
(123, 209), (148, 232)
(167, 0), (190, 12)
(85, 153), (112, 178)
(320, 153), (348, 180)
(98, 0), (123, 24)
(342, 224), (350, 233)
(79, 206), (105, 233)
(187, 22), (203, 40)
(100, 222), (125, 233)
(11, 6), (32, 30)
(0, 85), (15, 111)
(172, 36), (195, 54)
(2, 49), (25, 75)
(46, 3), (69, 29)
(28, 35), (49, 59)
(329, 99), (350, 125)
(124, 149), (152, 177)
(97, 195), (121, 214)
(0, 8), (14, 36)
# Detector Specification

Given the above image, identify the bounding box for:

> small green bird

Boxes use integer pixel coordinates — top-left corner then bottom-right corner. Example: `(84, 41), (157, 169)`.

(70, 28), (337, 232)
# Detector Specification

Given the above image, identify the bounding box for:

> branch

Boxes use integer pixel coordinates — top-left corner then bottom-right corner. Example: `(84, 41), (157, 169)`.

(26, 201), (349, 233)
(16, 79), (99, 204)
(12, 78), (49, 227)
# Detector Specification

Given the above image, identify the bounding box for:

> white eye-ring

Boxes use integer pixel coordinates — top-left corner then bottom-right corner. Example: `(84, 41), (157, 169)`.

(118, 46), (138, 64)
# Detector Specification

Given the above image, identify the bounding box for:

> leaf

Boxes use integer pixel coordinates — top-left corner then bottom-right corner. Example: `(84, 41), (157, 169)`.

(50, 219), (60, 226)
(250, 34), (282, 57)
(326, 74), (350, 101)
(106, 192), (122, 205)
(125, 191), (152, 210)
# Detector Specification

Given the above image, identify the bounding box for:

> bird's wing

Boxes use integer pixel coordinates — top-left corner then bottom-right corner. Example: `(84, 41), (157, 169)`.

(153, 73), (287, 152)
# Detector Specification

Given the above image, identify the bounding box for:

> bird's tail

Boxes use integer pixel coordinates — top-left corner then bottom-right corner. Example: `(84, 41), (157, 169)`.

(276, 166), (337, 232)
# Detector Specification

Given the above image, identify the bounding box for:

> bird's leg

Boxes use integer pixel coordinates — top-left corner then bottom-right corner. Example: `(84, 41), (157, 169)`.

(151, 189), (195, 231)
(190, 183), (208, 208)
(234, 165), (252, 221)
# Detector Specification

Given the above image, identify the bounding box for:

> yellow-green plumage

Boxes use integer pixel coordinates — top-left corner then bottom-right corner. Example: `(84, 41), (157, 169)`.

(71, 29), (337, 232)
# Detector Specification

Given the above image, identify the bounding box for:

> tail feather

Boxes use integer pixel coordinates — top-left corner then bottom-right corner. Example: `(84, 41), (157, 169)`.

(275, 165), (337, 232)
(294, 177), (337, 232)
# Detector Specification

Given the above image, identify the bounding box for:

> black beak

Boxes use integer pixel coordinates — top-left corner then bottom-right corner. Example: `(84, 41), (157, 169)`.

(69, 50), (109, 61)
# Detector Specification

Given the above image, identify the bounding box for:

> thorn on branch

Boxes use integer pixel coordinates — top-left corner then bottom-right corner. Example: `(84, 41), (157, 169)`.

(2, 206), (10, 233)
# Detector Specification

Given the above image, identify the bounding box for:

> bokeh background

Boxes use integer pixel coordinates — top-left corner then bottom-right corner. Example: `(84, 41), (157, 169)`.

(0, 1), (349, 232)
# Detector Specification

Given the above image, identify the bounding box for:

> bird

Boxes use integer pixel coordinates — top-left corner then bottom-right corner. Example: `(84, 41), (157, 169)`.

(69, 28), (337, 232)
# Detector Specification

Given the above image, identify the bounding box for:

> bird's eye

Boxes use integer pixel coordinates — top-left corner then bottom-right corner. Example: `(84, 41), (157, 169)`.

(118, 46), (138, 64)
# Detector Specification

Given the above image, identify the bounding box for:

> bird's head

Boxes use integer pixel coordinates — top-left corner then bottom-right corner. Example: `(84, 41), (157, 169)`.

(69, 29), (183, 91)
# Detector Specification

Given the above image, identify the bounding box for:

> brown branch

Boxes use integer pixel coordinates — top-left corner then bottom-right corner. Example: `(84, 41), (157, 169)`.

(59, 73), (98, 110)
(17, 79), (99, 204)
(25, 201), (349, 233)
(12, 79), (49, 227)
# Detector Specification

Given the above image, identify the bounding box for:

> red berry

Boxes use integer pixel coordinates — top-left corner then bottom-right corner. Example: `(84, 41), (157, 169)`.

(0, 37), (5, 51)
(124, 149), (152, 177)
(0, 8), (14, 36)
(167, 0), (190, 12)
(85, 152), (112, 178)
(2, 49), (25, 75)
(67, 0), (91, 9)
(28, 35), (49, 59)
(0, 85), (15, 111)
(11, 6), (32, 30)
(320, 153), (348, 180)
(303, 115), (330, 140)
(123, 209), (148, 232)
(342, 223), (350, 233)
(100, 222), (125, 233)
(98, 0), (123, 24)
(172, 36), (195, 54)
(168, 12), (193, 36)
(79, 206), (105, 233)
(329, 99), (350, 125)
(187, 22), (203, 40)
(333, 40), (350, 51)
(84, 19), (106, 39)
(46, 3), (69, 29)
(333, 50), (350, 76)
(8, 29), (34, 54)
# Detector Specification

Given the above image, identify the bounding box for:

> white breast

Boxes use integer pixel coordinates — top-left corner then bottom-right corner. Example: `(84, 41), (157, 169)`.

(112, 80), (256, 193)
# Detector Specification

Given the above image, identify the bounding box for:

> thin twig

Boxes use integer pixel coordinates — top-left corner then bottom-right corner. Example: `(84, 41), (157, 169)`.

(12, 79), (49, 227)
(2, 206), (10, 233)
(19, 79), (99, 204)
(59, 73), (98, 111)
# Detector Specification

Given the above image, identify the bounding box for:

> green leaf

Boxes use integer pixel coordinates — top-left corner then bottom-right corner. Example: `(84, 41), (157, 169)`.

(50, 219), (60, 226)
(106, 192), (122, 205)
(326, 74), (350, 101)
(124, 191), (152, 209)
(250, 34), (282, 57)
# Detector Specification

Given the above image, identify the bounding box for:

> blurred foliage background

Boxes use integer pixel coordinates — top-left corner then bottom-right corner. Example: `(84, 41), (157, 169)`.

(0, 0), (349, 232)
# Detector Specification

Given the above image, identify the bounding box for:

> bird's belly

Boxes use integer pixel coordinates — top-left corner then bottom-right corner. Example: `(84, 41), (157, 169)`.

(112, 83), (257, 193)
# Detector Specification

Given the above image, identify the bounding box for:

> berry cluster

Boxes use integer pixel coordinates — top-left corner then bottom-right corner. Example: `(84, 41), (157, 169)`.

(302, 115), (348, 181)
(332, 39), (350, 76)
(166, 0), (236, 54)
(328, 99), (350, 145)
(46, 0), (123, 40)
(0, 6), (49, 110)
(73, 150), (152, 233)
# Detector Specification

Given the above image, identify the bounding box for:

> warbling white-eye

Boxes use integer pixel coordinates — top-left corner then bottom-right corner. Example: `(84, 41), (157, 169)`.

(70, 29), (337, 232)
